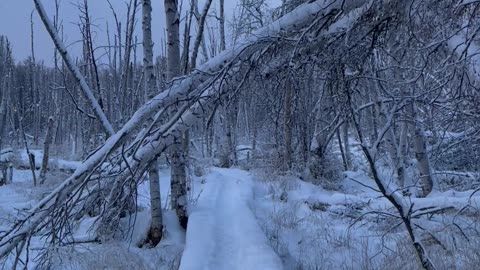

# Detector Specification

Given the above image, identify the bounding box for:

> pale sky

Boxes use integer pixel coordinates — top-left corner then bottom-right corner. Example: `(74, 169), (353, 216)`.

(0, 0), (246, 66)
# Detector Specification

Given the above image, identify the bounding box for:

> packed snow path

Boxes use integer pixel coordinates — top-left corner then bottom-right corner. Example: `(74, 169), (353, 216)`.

(180, 168), (283, 270)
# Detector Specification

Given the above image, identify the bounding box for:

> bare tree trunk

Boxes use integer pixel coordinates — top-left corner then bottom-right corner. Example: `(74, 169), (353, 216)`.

(342, 121), (351, 170)
(142, 0), (163, 245)
(181, 5), (193, 74)
(81, 0), (106, 114)
(397, 120), (408, 188)
(120, 0), (138, 124)
(165, 0), (188, 229)
(0, 37), (13, 152)
(219, 0), (226, 52)
(21, 123), (37, 187)
(148, 160), (163, 245)
(0, 51), (9, 151)
(165, 0), (181, 80)
(284, 79), (293, 170)
(337, 128), (348, 171)
(206, 117), (214, 158)
(190, 0), (209, 63)
(31, 11), (40, 147)
(170, 147), (188, 228)
(225, 103), (238, 167)
(39, 117), (54, 184)
(408, 101), (433, 197)
(189, 0), (213, 71)
(7, 163), (13, 185)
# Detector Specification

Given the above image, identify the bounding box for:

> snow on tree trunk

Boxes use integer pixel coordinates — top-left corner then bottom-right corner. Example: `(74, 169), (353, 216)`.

(143, 0), (163, 245)
(165, 0), (189, 230)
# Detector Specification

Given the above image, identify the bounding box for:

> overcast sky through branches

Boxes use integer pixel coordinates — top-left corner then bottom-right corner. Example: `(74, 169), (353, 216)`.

(0, 0), (251, 66)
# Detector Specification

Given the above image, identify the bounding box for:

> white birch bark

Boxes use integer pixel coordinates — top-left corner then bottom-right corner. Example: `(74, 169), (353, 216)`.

(165, 0), (189, 229)
(408, 102), (433, 197)
(148, 159), (163, 244)
(165, 0), (181, 80)
(143, 0), (163, 245)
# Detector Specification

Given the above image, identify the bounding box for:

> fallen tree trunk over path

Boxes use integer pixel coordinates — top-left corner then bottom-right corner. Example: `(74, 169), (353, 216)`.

(1, 0), (366, 259)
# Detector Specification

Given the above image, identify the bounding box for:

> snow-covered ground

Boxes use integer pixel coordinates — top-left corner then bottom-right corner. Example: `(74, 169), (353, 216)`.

(0, 170), (37, 231)
(0, 163), (184, 269)
(2, 147), (480, 269)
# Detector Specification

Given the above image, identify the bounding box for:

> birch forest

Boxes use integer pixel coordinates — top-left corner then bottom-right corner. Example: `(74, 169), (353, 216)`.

(0, 0), (479, 269)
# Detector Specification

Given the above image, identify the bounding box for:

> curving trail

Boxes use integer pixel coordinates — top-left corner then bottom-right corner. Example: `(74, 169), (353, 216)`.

(179, 168), (283, 270)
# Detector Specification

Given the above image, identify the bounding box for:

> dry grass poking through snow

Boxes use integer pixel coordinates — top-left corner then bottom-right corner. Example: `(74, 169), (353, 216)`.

(250, 169), (480, 270)
(45, 242), (183, 270)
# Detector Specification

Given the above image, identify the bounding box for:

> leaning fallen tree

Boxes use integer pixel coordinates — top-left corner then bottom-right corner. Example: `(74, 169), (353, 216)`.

(0, 0), (369, 261)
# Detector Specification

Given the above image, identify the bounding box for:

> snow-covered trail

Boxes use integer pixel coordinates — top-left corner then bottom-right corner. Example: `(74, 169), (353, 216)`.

(180, 168), (283, 270)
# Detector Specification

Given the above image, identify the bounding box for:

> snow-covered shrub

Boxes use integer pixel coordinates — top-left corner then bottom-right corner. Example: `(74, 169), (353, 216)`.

(189, 156), (212, 177)
(193, 164), (206, 177)
(256, 199), (380, 270)
(251, 169), (299, 202)
(457, 237), (480, 270)
(435, 171), (480, 192)
(248, 144), (284, 171)
(432, 137), (480, 172)
(376, 236), (419, 270)
(305, 148), (343, 190)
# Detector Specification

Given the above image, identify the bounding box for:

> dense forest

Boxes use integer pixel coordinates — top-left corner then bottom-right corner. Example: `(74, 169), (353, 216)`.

(1, 0), (480, 269)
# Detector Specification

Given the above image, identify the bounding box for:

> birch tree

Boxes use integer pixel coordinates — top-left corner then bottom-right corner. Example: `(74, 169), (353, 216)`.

(143, 0), (163, 245)
(164, 0), (189, 229)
